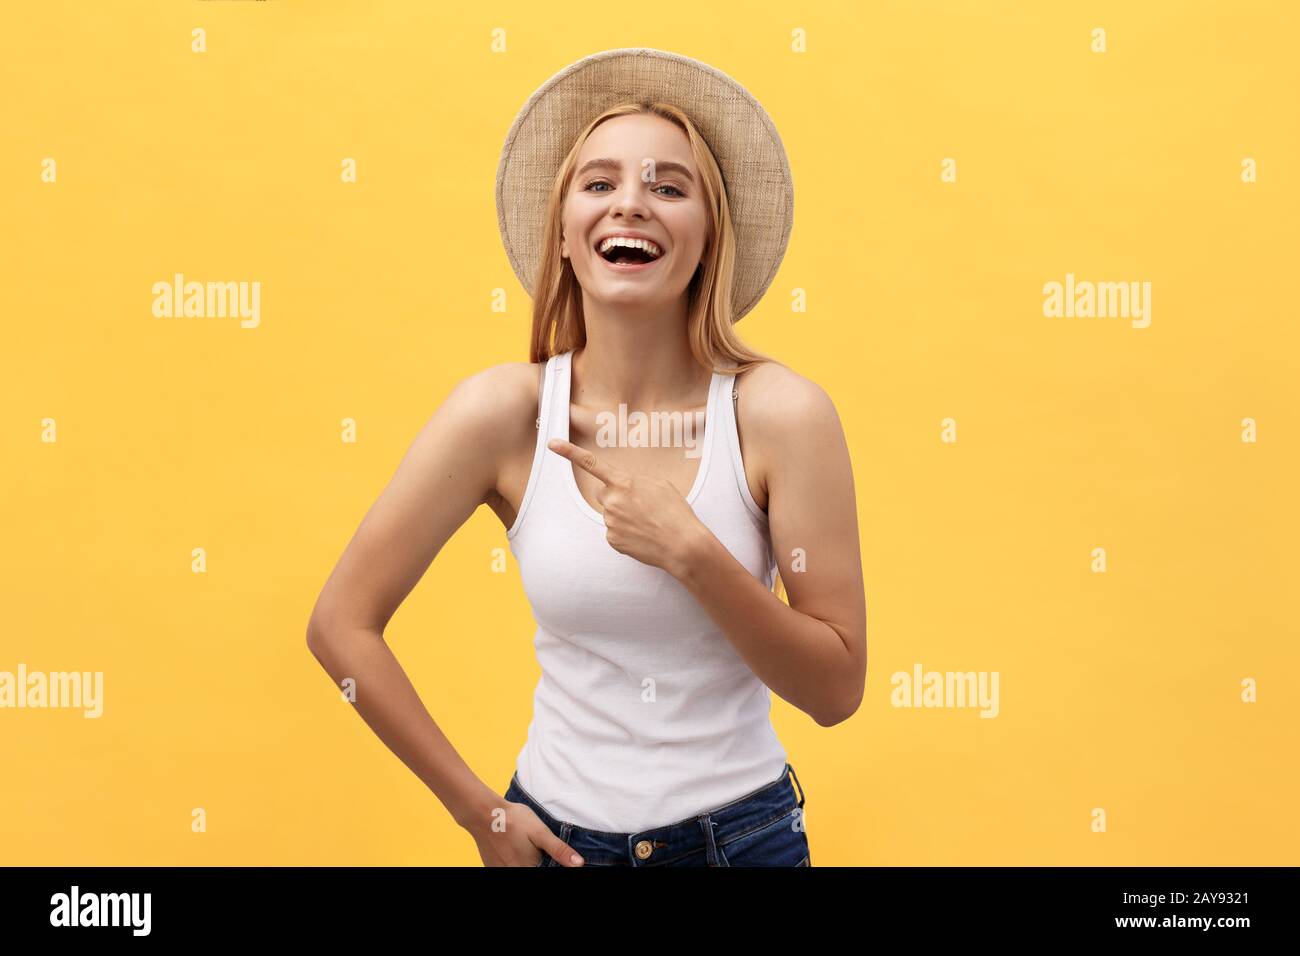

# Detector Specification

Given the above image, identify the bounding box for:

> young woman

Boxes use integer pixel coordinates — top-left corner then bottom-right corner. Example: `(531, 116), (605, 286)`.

(307, 49), (866, 867)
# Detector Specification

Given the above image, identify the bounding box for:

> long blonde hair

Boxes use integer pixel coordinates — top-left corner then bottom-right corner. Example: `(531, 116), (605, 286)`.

(527, 101), (773, 376)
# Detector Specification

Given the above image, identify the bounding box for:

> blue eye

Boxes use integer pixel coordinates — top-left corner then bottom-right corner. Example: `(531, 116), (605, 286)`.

(581, 179), (685, 197)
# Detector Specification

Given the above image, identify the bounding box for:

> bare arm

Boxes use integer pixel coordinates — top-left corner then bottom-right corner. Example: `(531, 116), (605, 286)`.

(305, 362), (583, 866)
(674, 364), (867, 725)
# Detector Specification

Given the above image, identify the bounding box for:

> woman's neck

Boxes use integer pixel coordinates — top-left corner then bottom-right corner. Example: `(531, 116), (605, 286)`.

(573, 319), (709, 409)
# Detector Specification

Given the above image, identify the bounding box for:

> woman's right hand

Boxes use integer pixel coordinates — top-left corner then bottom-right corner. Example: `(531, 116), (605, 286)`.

(469, 799), (585, 867)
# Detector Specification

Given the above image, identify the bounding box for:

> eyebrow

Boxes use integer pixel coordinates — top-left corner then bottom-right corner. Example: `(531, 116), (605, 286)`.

(575, 157), (696, 185)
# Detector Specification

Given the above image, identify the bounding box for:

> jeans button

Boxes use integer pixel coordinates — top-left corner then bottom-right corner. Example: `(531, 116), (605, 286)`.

(634, 840), (653, 861)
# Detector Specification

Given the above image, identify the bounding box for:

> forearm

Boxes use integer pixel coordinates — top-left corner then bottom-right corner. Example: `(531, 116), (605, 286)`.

(306, 624), (502, 832)
(670, 524), (861, 726)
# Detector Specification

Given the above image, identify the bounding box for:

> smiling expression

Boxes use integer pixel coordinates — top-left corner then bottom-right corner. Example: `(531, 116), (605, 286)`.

(560, 113), (709, 311)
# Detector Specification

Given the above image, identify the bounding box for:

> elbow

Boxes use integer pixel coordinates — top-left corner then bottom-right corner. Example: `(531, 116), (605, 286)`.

(306, 604), (339, 659)
(306, 604), (385, 660)
(306, 617), (329, 658)
(306, 587), (346, 657)
(814, 649), (866, 728)
(814, 690), (862, 728)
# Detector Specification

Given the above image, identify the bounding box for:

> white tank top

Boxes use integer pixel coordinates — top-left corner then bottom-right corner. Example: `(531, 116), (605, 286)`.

(506, 348), (789, 832)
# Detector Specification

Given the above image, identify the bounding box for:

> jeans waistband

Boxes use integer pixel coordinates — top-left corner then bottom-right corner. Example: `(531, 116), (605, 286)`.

(506, 763), (805, 866)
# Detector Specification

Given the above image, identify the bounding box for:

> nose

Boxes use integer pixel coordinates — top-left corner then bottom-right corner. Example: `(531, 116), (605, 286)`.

(609, 180), (650, 220)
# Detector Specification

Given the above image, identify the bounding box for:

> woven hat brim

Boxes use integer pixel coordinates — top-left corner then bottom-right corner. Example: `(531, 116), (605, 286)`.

(495, 47), (793, 322)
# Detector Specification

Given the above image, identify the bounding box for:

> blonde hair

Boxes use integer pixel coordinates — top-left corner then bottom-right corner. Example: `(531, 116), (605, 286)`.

(526, 101), (773, 376)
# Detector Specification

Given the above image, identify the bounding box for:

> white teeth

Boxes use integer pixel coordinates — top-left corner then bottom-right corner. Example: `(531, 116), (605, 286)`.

(598, 236), (662, 258)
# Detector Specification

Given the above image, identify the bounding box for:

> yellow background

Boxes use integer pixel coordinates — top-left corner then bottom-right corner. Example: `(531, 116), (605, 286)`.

(2, 0), (1296, 866)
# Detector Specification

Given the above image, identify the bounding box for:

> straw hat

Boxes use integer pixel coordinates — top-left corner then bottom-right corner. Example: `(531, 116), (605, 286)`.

(495, 47), (794, 322)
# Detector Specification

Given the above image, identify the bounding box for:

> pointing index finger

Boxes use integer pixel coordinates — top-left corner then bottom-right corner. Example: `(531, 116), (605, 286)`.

(547, 438), (625, 486)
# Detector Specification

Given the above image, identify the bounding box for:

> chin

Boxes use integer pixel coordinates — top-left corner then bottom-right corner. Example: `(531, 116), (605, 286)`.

(596, 288), (677, 307)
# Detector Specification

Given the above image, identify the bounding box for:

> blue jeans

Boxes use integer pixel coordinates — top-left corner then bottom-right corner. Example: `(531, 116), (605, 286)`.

(503, 762), (810, 867)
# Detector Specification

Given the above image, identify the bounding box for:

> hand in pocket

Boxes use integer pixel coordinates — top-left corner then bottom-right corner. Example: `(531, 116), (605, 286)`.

(470, 799), (584, 867)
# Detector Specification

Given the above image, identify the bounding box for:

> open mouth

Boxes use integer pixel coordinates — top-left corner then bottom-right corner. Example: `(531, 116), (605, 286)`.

(595, 237), (664, 269)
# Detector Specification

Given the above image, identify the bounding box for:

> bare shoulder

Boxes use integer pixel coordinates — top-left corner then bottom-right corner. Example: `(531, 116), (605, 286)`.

(432, 360), (544, 522)
(438, 360), (541, 441)
(734, 359), (842, 438)
(732, 359), (846, 507)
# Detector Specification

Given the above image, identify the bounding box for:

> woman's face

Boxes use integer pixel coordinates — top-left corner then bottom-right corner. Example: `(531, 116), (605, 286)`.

(560, 113), (709, 314)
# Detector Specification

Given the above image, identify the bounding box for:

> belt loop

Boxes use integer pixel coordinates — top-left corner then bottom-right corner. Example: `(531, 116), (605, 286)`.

(698, 814), (720, 866)
(787, 763), (805, 809)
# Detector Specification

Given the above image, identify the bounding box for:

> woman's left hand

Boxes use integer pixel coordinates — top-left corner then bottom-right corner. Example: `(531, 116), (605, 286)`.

(547, 437), (709, 577)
